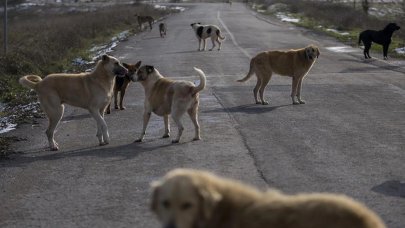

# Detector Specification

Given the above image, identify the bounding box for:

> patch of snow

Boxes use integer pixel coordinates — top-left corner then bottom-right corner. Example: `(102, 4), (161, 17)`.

(276, 13), (300, 23)
(326, 46), (357, 53)
(326, 28), (350, 36)
(395, 47), (405, 54)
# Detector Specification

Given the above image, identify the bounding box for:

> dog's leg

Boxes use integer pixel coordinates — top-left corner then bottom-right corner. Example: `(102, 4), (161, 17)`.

(291, 77), (300, 105)
(90, 109), (109, 146)
(217, 38), (221, 51)
(39, 95), (63, 151)
(209, 37), (216, 51)
(253, 77), (262, 104)
(383, 44), (389, 60)
(114, 90), (119, 110)
(43, 102), (64, 151)
(106, 102), (111, 114)
(163, 115), (170, 138)
(203, 39), (206, 51)
(297, 77), (306, 104)
(171, 103), (187, 143)
(259, 76), (270, 105)
(198, 39), (202, 51)
(136, 108), (152, 142)
(364, 43), (372, 59)
(119, 89), (126, 110)
(188, 106), (201, 141)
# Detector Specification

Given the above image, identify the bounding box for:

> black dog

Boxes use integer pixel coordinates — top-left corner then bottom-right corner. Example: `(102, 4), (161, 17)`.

(358, 23), (400, 60)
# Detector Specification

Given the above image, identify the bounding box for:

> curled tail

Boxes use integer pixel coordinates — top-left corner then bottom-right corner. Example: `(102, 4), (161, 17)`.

(216, 29), (226, 40)
(192, 67), (206, 94)
(237, 58), (254, 82)
(19, 75), (42, 90)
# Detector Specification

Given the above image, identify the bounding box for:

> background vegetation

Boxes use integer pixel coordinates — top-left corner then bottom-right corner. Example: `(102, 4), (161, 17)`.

(253, 0), (405, 56)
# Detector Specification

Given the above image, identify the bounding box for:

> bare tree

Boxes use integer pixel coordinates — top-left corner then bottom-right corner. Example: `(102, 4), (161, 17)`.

(362, 0), (369, 15)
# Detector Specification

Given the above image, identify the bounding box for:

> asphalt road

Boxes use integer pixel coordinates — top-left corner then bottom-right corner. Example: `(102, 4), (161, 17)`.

(1, 3), (405, 228)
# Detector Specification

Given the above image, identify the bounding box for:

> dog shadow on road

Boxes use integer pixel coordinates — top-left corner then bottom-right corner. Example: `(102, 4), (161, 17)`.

(203, 104), (290, 115)
(371, 180), (405, 198)
(0, 141), (174, 168)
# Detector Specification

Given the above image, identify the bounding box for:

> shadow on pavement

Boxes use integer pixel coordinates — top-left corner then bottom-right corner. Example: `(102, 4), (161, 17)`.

(371, 180), (405, 198)
(203, 103), (290, 114)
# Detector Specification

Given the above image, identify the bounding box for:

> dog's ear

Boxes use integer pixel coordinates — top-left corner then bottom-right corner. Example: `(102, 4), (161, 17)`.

(101, 54), (110, 63)
(146, 65), (155, 74)
(150, 180), (162, 212)
(135, 61), (142, 69)
(198, 185), (222, 220)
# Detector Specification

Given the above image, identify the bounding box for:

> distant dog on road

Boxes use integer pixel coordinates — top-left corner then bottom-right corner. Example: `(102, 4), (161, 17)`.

(136, 15), (154, 30)
(151, 168), (386, 228)
(130, 65), (206, 143)
(19, 55), (128, 150)
(237, 45), (319, 105)
(190, 22), (226, 51)
(159, 23), (167, 38)
(106, 61), (141, 114)
(358, 23), (400, 60)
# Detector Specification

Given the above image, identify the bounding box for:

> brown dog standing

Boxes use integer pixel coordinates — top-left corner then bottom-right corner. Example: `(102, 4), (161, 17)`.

(151, 169), (386, 228)
(106, 61), (141, 114)
(129, 65), (206, 143)
(19, 55), (128, 150)
(238, 45), (319, 105)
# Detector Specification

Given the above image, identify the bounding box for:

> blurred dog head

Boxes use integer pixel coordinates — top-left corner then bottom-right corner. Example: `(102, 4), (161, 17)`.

(100, 54), (128, 77)
(151, 169), (222, 228)
(384, 22), (400, 33)
(121, 61), (141, 79)
(305, 44), (320, 60)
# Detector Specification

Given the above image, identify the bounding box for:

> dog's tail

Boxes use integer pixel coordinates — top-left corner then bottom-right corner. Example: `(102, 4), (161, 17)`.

(216, 29), (226, 40)
(192, 67), (206, 94)
(19, 75), (42, 90)
(237, 58), (254, 83)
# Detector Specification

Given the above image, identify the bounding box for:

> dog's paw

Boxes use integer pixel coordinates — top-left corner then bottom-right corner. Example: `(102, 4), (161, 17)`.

(162, 134), (170, 138)
(171, 139), (180, 144)
(99, 142), (109, 146)
(193, 137), (201, 141)
(255, 101), (262, 105)
(120, 107), (126, 110)
(134, 138), (143, 143)
(292, 101), (300, 105)
(261, 101), (269, 105)
(298, 100), (306, 104)
(114, 106), (119, 110)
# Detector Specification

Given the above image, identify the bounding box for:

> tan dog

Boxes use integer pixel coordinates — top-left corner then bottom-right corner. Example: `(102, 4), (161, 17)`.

(130, 65), (206, 143)
(151, 169), (386, 228)
(106, 61), (141, 114)
(237, 45), (320, 105)
(136, 15), (154, 30)
(19, 55), (128, 151)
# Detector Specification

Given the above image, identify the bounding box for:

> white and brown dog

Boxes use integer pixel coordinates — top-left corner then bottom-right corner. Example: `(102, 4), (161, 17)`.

(130, 65), (206, 143)
(190, 23), (226, 51)
(19, 55), (128, 150)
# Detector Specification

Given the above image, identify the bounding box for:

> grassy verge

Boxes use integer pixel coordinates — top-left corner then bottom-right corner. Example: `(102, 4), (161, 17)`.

(0, 2), (178, 157)
(252, 0), (405, 58)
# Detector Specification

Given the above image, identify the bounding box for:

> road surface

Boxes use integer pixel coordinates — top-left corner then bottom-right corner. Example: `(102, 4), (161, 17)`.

(1, 3), (405, 228)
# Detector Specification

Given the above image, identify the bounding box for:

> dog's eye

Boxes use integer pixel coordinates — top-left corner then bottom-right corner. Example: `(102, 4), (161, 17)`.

(180, 202), (193, 210)
(162, 200), (170, 209)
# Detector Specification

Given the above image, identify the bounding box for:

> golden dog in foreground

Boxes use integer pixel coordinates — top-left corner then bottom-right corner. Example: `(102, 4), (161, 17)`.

(238, 45), (320, 105)
(19, 55), (128, 150)
(151, 169), (385, 228)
